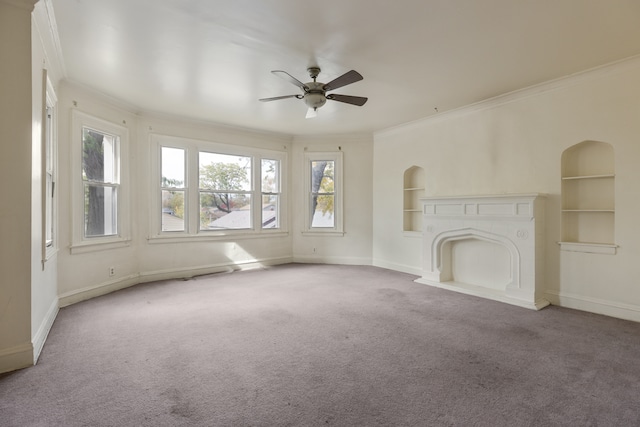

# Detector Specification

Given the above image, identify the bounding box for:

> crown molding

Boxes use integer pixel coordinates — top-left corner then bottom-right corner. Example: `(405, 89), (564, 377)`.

(376, 54), (640, 139)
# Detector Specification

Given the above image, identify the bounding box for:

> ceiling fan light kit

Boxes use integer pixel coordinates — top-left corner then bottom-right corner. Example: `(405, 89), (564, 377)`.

(259, 66), (368, 118)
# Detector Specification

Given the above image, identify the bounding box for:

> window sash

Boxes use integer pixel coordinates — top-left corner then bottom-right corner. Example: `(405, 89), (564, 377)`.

(304, 152), (342, 233)
(82, 127), (120, 185)
(200, 192), (252, 230)
(151, 134), (287, 238)
(83, 183), (118, 237)
(71, 110), (129, 252)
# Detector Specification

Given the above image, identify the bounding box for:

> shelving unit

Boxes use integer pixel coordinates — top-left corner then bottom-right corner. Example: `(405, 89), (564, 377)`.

(560, 141), (615, 251)
(403, 167), (425, 232)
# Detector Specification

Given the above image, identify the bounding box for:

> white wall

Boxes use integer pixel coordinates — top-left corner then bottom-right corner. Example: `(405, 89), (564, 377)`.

(0, 0), (35, 374)
(54, 82), (375, 304)
(55, 82), (296, 306)
(30, 0), (63, 365)
(291, 135), (373, 266)
(373, 57), (640, 321)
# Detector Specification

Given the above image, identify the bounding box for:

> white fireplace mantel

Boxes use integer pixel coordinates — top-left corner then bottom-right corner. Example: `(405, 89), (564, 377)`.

(415, 193), (548, 310)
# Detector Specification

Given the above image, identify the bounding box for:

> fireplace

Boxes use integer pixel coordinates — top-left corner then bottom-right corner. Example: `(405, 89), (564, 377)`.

(415, 194), (548, 310)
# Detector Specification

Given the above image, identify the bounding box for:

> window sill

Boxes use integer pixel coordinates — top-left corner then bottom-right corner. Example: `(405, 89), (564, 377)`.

(301, 230), (345, 237)
(70, 238), (131, 254)
(558, 241), (617, 255)
(148, 230), (289, 244)
(43, 247), (59, 262)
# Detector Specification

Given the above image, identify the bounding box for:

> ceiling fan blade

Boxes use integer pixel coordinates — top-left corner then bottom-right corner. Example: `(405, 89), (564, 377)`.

(326, 94), (368, 106)
(305, 107), (317, 119)
(259, 95), (301, 102)
(271, 70), (308, 91)
(323, 70), (363, 91)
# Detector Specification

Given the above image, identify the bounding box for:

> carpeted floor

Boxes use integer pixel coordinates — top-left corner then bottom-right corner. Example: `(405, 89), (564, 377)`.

(2, 263), (640, 426)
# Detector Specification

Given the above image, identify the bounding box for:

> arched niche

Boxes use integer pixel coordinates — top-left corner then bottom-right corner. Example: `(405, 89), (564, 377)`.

(560, 140), (615, 250)
(403, 166), (425, 232)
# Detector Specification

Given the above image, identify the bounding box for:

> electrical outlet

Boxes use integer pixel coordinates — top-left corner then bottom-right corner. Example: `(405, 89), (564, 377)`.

(109, 266), (115, 277)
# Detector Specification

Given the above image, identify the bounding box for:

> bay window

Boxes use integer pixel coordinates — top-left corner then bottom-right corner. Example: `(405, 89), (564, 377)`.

(151, 134), (286, 239)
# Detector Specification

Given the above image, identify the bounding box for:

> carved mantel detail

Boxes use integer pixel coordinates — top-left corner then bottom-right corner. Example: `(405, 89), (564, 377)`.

(415, 194), (548, 310)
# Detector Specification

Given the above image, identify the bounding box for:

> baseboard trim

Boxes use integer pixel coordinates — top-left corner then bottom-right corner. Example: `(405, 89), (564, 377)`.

(372, 259), (422, 276)
(292, 255), (372, 266)
(59, 274), (140, 307)
(32, 298), (59, 364)
(138, 256), (293, 284)
(546, 290), (640, 323)
(0, 343), (33, 374)
(59, 256), (293, 307)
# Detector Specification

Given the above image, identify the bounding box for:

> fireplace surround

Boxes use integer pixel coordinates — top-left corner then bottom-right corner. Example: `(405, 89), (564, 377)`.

(415, 194), (548, 310)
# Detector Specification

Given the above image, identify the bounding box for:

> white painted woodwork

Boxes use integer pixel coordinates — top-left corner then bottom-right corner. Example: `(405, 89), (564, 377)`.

(416, 194), (548, 310)
(560, 141), (616, 250)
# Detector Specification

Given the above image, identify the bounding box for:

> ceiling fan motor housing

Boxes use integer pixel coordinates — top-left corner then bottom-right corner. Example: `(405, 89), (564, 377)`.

(303, 82), (327, 109)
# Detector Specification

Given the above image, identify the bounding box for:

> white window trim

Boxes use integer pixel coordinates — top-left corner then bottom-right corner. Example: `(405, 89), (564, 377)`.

(42, 70), (58, 263)
(70, 110), (130, 254)
(303, 151), (344, 236)
(149, 134), (288, 242)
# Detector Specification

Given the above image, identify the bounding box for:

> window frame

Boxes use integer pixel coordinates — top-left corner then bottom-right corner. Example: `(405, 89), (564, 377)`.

(41, 71), (58, 262)
(198, 151), (253, 231)
(160, 145), (188, 233)
(150, 134), (288, 242)
(303, 151), (343, 235)
(71, 110), (130, 253)
(261, 158), (281, 230)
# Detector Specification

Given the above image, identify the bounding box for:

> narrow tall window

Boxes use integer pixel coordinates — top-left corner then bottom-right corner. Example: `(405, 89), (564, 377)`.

(304, 151), (342, 233)
(199, 152), (252, 230)
(310, 160), (335, 228)
(261, 159), (280, 228)
(82, 127), (119, 237)
(45, 106), (55, 247)
(161, 146), (186, 232)
(42, 72), (57, 260)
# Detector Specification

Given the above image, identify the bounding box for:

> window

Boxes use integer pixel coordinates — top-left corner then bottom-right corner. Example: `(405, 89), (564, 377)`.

(261, 159), (280, 229)
(304, 151), (343, 234)
(161, 146), (186, 232)
(42, 71), (57, 261)
(71, 110), (129, 253)
(151, 134), (287, 239)
(82, 126), (119, 237)
(199, 152), (252, 230)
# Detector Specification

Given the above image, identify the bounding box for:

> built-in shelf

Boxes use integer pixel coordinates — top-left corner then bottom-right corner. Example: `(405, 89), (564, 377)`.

(562, 209), (615, 213)
(561, 141), (615, 252)
(403, 167), (425, 232)
(558, 241), (617, 255)
(561, 174), (615, 180)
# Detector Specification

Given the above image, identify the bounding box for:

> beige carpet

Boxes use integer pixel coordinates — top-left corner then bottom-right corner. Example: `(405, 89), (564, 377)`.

(1, 264), (640, 426)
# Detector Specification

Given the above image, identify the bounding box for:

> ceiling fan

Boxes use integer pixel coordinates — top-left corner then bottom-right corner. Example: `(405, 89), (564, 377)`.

(259, 67), (368, 118)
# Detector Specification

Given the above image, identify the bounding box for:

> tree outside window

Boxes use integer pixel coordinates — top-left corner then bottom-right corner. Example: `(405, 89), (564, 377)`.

(261, 159), (280, 229)
(161, 146), (186, 231)
(82, 127), (119, 237)
(199, 152), (252, 230)
(311, 160), (335, 228)
(305, 151), (342, 233)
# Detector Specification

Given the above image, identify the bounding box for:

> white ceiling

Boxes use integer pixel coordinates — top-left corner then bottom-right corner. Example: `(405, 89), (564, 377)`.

(51, 0), (640, 136)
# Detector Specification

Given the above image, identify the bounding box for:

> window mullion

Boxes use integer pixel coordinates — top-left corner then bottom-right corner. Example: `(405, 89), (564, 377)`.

(188, 147), (199, 234)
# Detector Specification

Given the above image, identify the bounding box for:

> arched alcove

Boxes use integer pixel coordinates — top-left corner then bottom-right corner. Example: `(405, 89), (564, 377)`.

(561, 141), (615, 248)
(403, 166), (425, 232)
